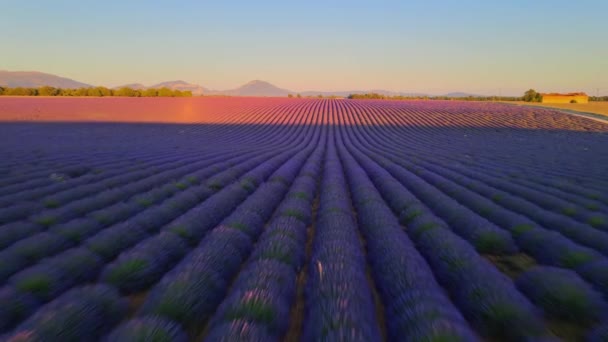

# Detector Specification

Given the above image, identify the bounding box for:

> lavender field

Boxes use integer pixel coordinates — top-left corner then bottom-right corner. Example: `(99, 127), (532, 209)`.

(1, 98), (608, 341)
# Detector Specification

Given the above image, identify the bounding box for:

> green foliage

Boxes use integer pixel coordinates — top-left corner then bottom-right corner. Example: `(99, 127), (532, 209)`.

(35, 215), (57, 227)
(287, 93), (293, 98)
(587, 216), (605, 228)
(105, 259), (148, 285)
(522, 89), (542, 102)
(143, 88), (159, 97)
(4, 87), (37, 96)
(347, 92), (523, 101)
(15, 274), (51, 297)
(223, 293), (276, 326)
(296, 93), (301, 98)
(174, 182), (188, 190)
(115, 87), (139, 97)
(589, 96), (608, 101)
(157, 87), (173, 97)
(38, 86), (59, 96)
(348, 93), (387, 100)
(0, 85), (192, 97)
(560, 251), (595, 268)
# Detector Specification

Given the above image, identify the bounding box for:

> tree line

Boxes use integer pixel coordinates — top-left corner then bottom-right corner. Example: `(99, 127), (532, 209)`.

(522, 89), (608, 102)
(346, 90), (607, 102)
(346, 93), (521, 101)
(0, 86), (192, 97)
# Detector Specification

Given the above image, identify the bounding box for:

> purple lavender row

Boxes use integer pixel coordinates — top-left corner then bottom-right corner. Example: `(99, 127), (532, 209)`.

(0, 143), (312, 335)
(360, 129), (608, 254)
(1, 285), (127, 341)
(345, 117), (608, 292)
(0, 150), (198, 202)
(98, 146), (309, 295)
(441, 157), (608, 212)
(341, 127), (548, 340)
(348, 100), (608, 193)
(0, 145), (302, 331)
(0, 153), (199, 226)
(0, 150), (265, 251)
(0, 158), (96, 188)
(338, 119), (519, 256)
(432, 162), (608, 231)
(0, 185), (211, 331)
(390, 159), (608, 295)
(31, 148), (251, 207)
(108, 124), (321, 336)
(368, 132), (608, 214)
(0, 151), (184, 208)
(0, 152), (261, 280)
(0, 109), (308, 210)
(103, 316), (188, 342)
(419, 163), (608, 256)
(201, 129), (326, 341)
(28, 155), (230, 227)
(0, 157), (132, 201)
(350, 119), (608, 257)
(515, 266), (607, 324)
(364, 152), (516, 254)
(335, 130), (478, 341)
(349, 118), (608, 297)
(157, 128), (316, 247)
(298, 131), (381, 341)
(0, 164), (94, 196)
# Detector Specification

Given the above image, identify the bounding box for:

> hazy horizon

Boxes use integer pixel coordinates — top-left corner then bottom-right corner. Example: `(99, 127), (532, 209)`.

(1, 1), (607, 96)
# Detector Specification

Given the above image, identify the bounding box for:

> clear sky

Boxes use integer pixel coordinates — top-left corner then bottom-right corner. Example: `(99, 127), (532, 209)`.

(1, 0), (607, 95)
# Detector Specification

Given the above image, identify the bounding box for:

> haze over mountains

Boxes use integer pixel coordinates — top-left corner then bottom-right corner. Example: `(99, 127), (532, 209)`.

(0, 71), (91, 89)
(0, 70), (479, 97)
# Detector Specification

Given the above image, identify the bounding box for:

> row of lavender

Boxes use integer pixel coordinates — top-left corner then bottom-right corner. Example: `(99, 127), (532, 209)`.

(1, 99), (608, 341)
(335, 101), (608, 340)
(0, 107), (324, 339)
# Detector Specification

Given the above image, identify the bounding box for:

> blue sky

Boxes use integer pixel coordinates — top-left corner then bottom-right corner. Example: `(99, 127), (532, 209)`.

(1, 0), (607, 95)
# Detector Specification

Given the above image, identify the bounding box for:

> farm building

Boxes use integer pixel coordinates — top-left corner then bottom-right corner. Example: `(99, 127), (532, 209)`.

(541, 92), (589, 104)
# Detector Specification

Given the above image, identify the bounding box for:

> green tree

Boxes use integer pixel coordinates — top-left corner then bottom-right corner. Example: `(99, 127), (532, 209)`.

(96, 87), (112, 96)
(87, 88), (103, 97)
(296, 93), (301, 98)
(143, 88), (158, 97)
(157, 87), (174, 97)
(523, 89), (542, 102)
(6, 87), (35, 96)
(287, 94), (293, 98)
(115, 87), (137, 97)
(72, 88), (88, 96)
(38, 86), (59, 96)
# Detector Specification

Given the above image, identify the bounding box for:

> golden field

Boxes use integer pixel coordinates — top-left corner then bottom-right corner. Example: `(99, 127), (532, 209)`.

(510, 101), (608, 118)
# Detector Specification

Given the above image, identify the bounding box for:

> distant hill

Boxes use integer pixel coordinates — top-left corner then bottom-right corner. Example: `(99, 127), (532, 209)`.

(0, 70), (91, 88)
(149, 80), (208, 96)
(113, 83), (146, 90)
(0, 70), (487, 98)
(211, 80), (290, 97)
(112, 81), (207, 95)
(300, 90), (429, 97)
(443, 92), (480, 98)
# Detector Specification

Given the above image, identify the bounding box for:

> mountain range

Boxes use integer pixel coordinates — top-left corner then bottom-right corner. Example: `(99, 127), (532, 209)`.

(0, 70), (480, 97)
(0, 70), (91, 89)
